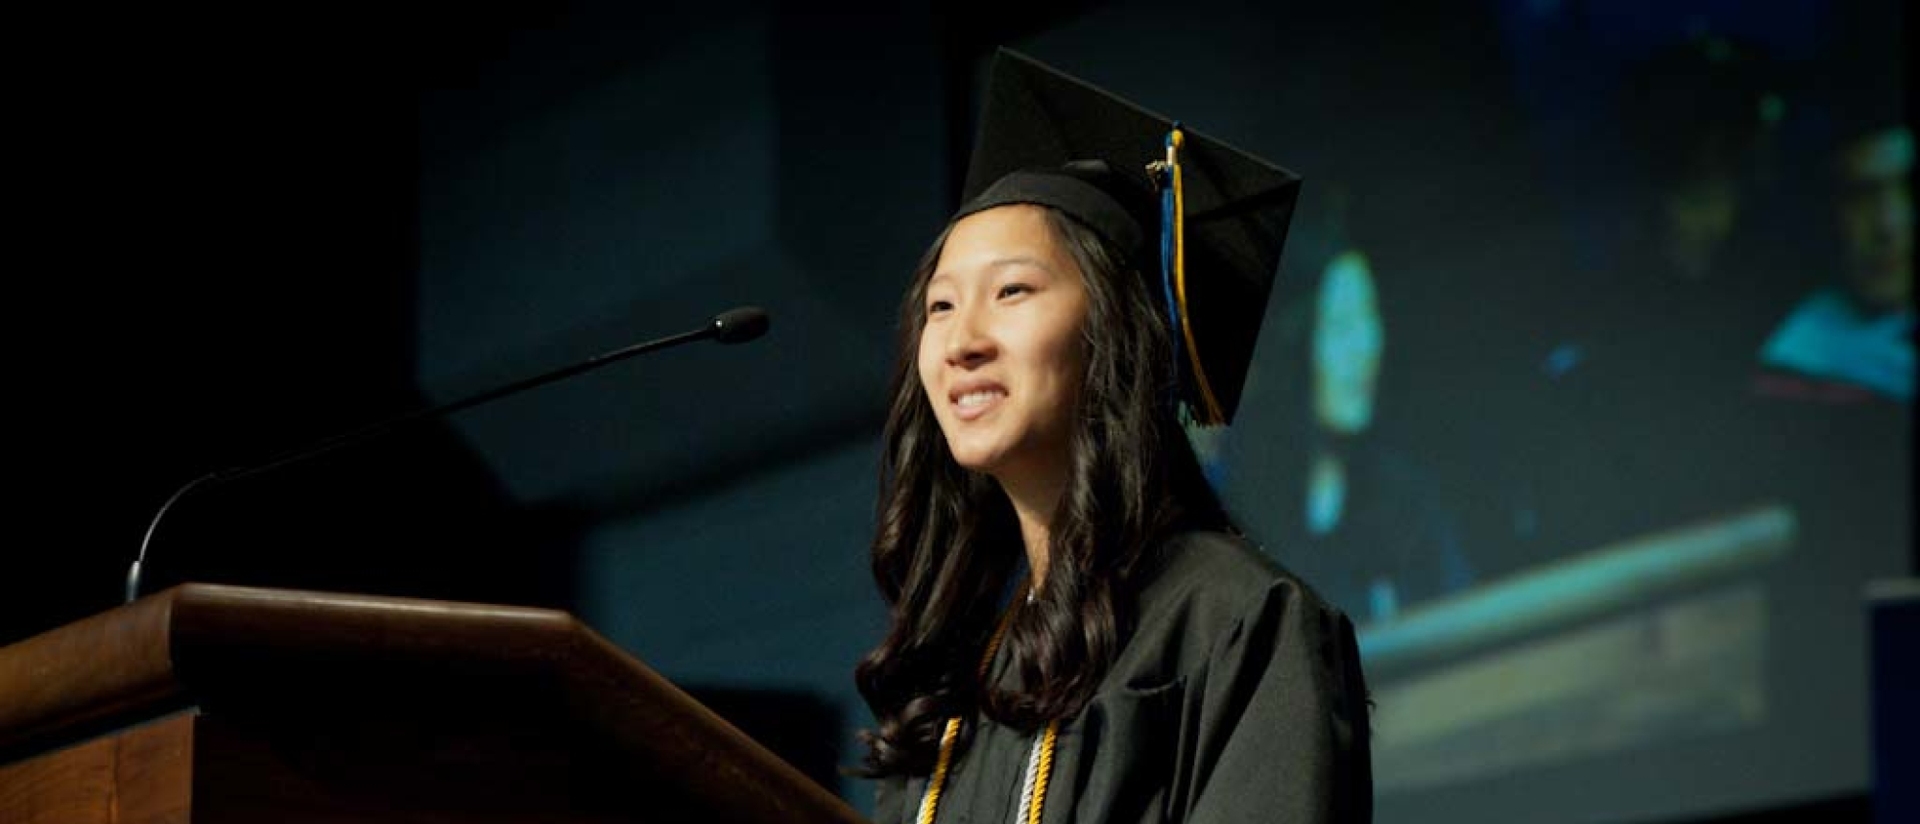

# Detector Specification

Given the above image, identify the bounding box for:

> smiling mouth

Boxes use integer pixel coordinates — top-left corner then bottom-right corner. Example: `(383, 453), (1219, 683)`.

(952, 388), (1007, 420)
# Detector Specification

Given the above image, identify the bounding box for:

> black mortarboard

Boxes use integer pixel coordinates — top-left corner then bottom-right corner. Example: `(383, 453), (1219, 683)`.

(954, 49), (1300, 425)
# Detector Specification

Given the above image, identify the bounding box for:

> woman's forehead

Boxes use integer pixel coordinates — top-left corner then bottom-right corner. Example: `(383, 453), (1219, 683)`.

(932, 206), (1075, 282)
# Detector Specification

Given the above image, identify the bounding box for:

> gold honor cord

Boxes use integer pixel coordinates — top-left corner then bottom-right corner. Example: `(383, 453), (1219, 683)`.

(1023, 722), (1060, 824)
(1168, 127), (1226, 425)
(916, 590), (1061, 824)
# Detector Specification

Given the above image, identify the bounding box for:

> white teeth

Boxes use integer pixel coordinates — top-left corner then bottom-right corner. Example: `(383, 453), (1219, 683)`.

(957, 390), (1004, 409)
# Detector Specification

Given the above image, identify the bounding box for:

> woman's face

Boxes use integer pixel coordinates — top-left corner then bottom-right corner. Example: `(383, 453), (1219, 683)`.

(1311, 250), (1384, 434)
(918, 205), (1089, 486)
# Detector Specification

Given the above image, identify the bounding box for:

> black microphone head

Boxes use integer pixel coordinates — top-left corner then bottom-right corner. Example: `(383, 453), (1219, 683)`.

(712, 306), (771, 344)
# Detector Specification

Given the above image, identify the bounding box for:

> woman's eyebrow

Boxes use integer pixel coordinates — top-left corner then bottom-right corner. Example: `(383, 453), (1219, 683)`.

(931, 256), (1058, 285)
(986, 255), (1056, 274)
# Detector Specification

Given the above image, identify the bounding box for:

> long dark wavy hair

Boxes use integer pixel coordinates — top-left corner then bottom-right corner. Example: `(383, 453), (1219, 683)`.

(854, 206), (1232, 778)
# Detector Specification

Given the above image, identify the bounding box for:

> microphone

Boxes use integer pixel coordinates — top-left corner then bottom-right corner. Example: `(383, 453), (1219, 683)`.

(123, 306), (772, 603)
(711, 306), (770, 344)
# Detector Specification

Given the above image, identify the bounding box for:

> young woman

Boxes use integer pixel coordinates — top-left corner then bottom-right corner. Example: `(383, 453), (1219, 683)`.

(855, 52), (1372, 824)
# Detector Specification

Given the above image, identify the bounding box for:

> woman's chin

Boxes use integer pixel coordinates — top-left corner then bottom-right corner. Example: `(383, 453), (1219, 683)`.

(947, 448), (1007, 475)
(943, 433), (1017, 474)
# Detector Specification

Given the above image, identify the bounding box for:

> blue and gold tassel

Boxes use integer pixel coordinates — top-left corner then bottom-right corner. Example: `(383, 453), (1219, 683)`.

(1155, 125), (1226, 425)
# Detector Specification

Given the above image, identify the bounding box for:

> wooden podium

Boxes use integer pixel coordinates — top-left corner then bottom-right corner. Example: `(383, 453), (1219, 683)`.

(0, 584), (868, 823)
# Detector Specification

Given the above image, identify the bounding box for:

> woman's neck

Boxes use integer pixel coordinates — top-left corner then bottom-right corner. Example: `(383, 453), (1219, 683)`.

(997, 469), (1066, 590)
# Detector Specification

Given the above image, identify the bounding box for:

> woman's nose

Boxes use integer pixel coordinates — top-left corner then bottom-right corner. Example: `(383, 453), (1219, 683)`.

(944, 305), (996, 366)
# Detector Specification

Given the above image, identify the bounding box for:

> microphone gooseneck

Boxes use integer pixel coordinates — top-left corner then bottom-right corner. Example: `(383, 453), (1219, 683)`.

(123, 306), (772, 603)
(126, 472), (224, 603)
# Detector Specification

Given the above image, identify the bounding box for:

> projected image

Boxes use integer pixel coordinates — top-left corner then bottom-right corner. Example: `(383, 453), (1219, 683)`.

(1172, 4), (1912, 817)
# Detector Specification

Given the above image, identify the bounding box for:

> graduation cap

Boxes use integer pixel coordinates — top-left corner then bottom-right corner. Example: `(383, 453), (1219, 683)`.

(953, 49), (1300, 425)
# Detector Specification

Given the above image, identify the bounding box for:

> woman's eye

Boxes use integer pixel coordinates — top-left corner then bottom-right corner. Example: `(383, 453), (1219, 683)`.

(997, 284), (1032, 299)
(927, 299), (953, 314)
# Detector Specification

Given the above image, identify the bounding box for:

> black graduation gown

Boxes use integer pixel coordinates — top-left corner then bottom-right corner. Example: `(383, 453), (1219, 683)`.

(872, 531), (1373, 823)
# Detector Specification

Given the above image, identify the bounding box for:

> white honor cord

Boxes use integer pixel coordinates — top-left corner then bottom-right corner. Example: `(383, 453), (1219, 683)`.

(1013, 732), (1044, 823)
